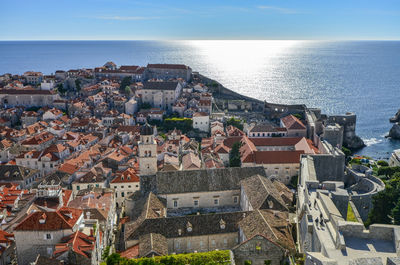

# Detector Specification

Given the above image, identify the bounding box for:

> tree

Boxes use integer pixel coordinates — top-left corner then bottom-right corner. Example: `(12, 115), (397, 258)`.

(229, 141), (242, 167)
(141, 102), (152, 109)
(106, 253), (121, 265)
(293, 113), (303, 120)
(377, 160), (389, 167)
(341, 146), (351, 157)
(75, 79), (81, 92)
(226, 117), (243, 131)
(57, 83), (66, 95)
(121, 76), (132, 93)
(392, 198), (400, 225)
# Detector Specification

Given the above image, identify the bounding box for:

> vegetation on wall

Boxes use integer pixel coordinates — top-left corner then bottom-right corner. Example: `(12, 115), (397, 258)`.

(226, 117), (243, 131)
(366, 169), (400, 226)
(229, 141), (242, 167)
(105, 250), (231, 265)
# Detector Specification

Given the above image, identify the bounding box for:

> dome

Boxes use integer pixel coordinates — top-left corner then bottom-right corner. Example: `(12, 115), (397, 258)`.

(140, 123), (153, 135)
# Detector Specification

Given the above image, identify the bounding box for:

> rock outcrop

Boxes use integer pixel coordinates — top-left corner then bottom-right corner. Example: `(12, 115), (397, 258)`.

(388, 123), (400, 139)
(345, 135), (365, 150)
(390, 109), (400, 123)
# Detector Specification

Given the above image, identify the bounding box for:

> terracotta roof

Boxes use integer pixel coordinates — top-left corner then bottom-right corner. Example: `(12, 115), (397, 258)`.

(15, 207), (82, 231)
(281, 115), (306, 130)
(249, 137), (303, 147)
(53, 231), (95, 259)
(0, 230), (13, 244)
(242, 150), (304, 164)
(111, 168), (140, 183)
(119, 244), (139, 259)
(193, 112), (208, 117)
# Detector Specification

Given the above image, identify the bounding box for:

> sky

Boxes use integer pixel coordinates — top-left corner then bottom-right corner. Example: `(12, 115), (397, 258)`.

(1, 0), (399, 40)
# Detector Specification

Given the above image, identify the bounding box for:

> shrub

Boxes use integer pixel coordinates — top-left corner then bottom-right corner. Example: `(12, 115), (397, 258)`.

(341, 146), (351, 157)
(377, 160), (389, 167)
(226, 117), (243, 131)
(244, 260), (252, 265)
(121, 250), (231, 265)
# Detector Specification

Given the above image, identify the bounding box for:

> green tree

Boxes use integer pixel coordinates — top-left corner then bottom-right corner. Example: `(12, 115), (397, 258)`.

(229, 141), (242, 167)
(75, 79), (81, 92)
(392, 198), (400, 225)
(341, 146), (351, 157)
(121, 76), (132, 93)
(141, 102), (152, 109)
(57, 83), (66, 95)
(377, 160), (389, 167)
(106, 253), (122, 265)
(226, 117), (243, 131)
(293, 113), (303, 120)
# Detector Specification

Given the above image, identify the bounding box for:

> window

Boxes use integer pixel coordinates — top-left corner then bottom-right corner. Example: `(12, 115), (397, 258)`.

(121, 186), (124, 189)
(223, 238), (228, 247)
(136, 185), (139, 188)
(47, 247), (53, 255)
(77, 185), (80, 190)
(173, 200), (178, 208)
(114, 186), (117, 189)
(233, 196), (238, 204)
(121, 192), (125, 197)
(128, 185), (131, 188)
(187, 241), (191, 249)
(96, 184), (99, 187)
(214, 199), (219, 205)
(193, 200), (199, 207)
(211, 240), (216, 248)
(45, 233), (52, 240)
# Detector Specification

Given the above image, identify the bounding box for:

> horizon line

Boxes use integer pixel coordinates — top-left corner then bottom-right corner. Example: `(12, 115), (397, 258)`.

(1, 38), (400, 42)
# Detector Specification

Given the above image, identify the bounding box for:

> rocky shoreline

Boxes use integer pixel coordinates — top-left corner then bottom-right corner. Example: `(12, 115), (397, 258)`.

(199, 74), (365, 150)
(387, 109), (400, 139)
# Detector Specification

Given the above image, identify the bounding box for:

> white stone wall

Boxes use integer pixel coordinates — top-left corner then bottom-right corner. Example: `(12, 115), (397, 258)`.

(242, 162), (299, 185)
(167, 233), (239, 254)
(14, 229), (73, 265)
(193, 115), (210, 132)
(161, 190), (240, 209)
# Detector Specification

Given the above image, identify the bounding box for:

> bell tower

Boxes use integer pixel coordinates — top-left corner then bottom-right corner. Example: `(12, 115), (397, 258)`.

(138, 123), (157, 176)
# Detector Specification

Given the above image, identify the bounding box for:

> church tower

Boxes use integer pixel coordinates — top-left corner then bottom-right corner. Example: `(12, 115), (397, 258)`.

(138, 123), (157, 176)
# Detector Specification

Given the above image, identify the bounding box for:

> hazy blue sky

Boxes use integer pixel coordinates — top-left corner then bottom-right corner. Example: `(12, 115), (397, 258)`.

(1, 0), (399, 40)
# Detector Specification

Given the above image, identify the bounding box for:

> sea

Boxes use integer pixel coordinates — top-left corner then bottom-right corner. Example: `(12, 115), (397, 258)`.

(1, 40), (400, 159)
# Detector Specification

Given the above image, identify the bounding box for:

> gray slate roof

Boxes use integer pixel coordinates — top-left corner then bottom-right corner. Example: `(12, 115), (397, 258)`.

(142, 82), (179, 91)
(0, 165), (38, 182)
(240, 174), (288, 210)
(125, 211), (247, 241)
(141, 167), (266, 194)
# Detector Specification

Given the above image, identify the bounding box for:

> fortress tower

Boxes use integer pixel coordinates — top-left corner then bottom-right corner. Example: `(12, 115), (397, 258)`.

(138, 123), (157, 176)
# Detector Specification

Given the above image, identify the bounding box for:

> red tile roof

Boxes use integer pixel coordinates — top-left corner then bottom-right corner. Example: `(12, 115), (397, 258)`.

(249, 137), (303, 147)
(242, 150), (304, 164)
(281, 115), (306, 130)
(53, 231), (95, 259)
(15, 207), (82, 231)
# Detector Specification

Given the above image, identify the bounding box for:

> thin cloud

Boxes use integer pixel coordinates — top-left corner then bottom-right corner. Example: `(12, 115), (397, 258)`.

(95, 16), (161, 20)
(257, 6), (299, 14)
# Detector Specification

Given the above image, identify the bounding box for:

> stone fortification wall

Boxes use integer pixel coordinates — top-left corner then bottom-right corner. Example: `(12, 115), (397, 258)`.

(345, 165), (385, 221)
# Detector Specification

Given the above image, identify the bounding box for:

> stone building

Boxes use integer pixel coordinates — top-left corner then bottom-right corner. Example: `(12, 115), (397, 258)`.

(129, 167), (266, 214)
(0, 89), (57, 108)
(297, 141), (399, 265)
(14, 207), (84, 265)
(138, 81), (182, 112)
(146, 64), (192, 81)
(138, 123), (158, 176)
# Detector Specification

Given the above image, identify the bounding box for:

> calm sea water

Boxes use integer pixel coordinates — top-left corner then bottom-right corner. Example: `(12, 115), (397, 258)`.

(1, 40), (400, 159)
